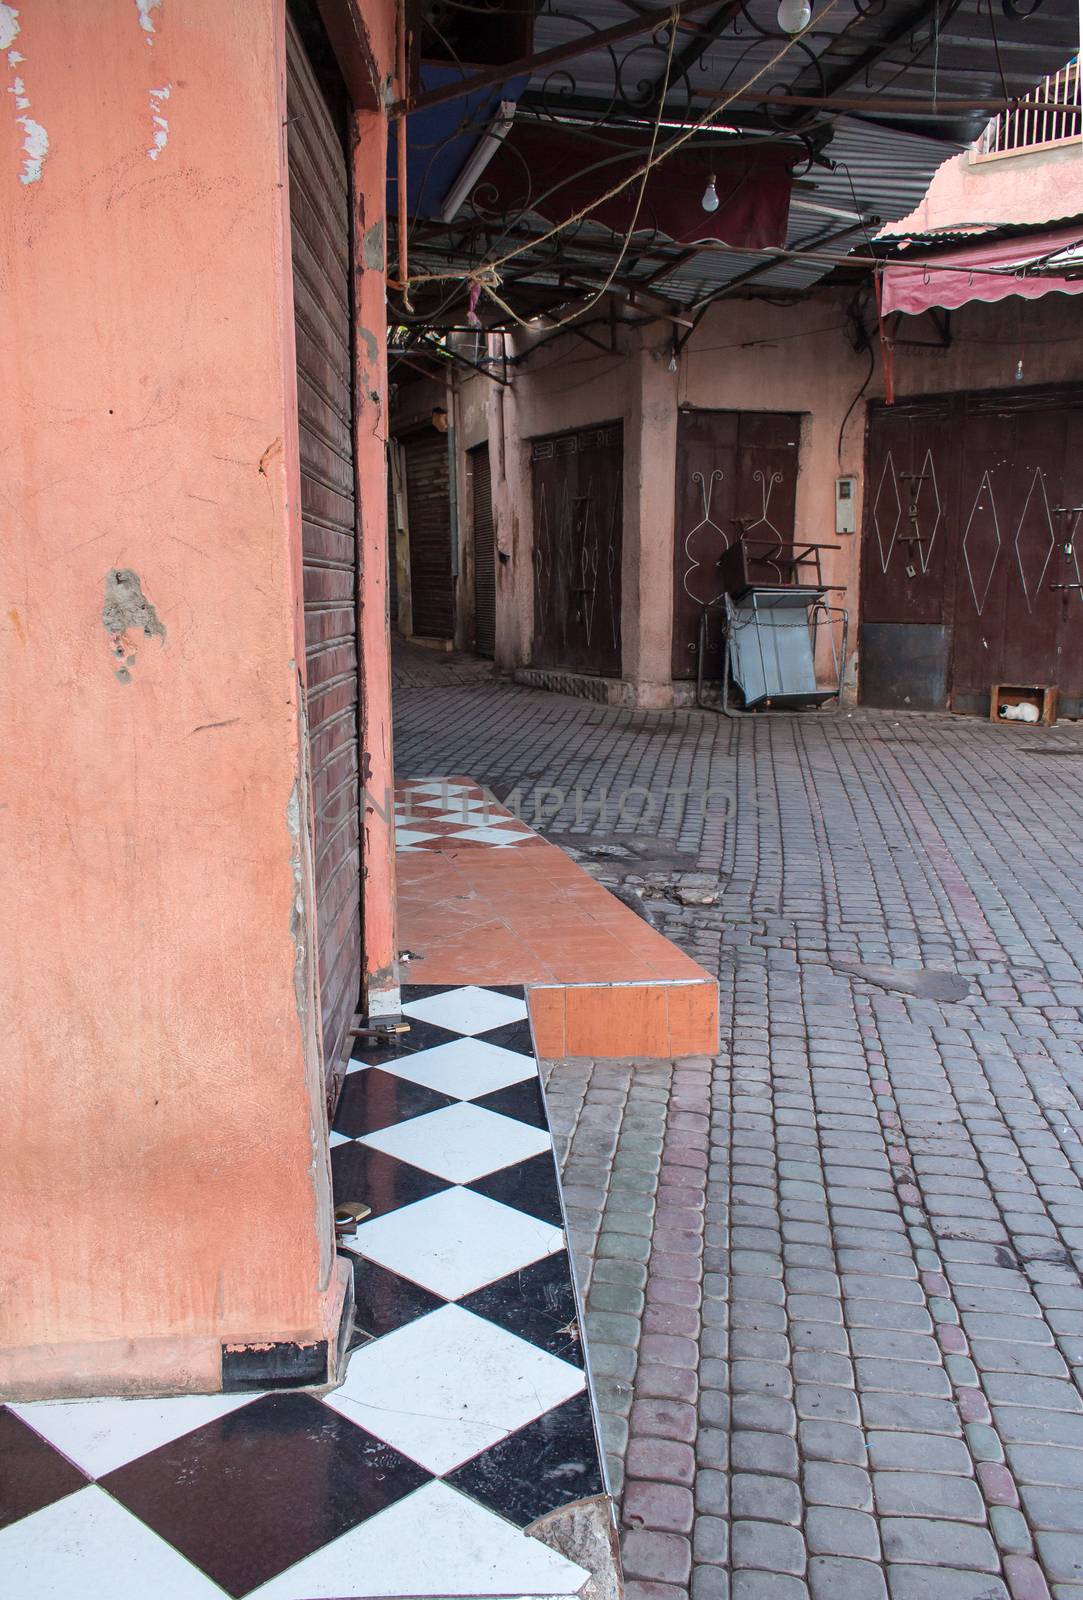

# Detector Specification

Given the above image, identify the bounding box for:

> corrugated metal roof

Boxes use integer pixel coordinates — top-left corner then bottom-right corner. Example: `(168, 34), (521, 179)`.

(522, 0), (1078, 146)
(878, 212), (1083, 249)
(400, 0), (1081, 321)
(643, 117), (954, 303)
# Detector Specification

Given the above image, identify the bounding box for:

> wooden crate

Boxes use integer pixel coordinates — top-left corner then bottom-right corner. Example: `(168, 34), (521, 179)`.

(990, 684), (1058, 726)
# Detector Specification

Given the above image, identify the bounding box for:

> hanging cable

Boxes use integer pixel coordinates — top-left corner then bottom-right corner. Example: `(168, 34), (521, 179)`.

(390, 0), (848, 323)
(837, 343), (875, 467)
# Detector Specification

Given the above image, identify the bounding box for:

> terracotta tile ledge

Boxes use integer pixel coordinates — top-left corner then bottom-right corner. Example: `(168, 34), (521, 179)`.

(394, 778), (719, 1060)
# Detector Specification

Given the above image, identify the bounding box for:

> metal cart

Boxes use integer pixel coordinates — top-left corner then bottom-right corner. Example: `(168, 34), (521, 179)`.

(696, 538), (849, 714)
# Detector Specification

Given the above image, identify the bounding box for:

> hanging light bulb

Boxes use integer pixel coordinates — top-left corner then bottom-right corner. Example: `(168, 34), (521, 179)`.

(777, 0), (812, 32)
(667, 351), (679, 373)
(701, 174), (720, 213)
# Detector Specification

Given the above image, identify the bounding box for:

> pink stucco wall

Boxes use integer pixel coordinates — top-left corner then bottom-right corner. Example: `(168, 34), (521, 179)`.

(475, 300), (868, 699)
(464, 284), (1083, 701)
(891, 141), (1083, 236)
(482, 318), (678, 697)
(0, 0), (393, 1397)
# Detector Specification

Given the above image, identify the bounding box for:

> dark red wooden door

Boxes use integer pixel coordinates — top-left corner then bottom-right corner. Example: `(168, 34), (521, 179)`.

(861, 398), (954, 627)
(672, 409), (800, 680)
(1057, 404), (1083, 707)
(532, 422), (623, 675)
(945, 404), (1014, 708)
(287, 15), (361, 1101)
(861, 386), (1083, 716)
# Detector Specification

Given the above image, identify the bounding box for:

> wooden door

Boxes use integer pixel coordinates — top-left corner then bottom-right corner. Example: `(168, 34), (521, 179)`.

(861, 398), (954, 626)
(672, 409), (800, 680)
(952, 391), (1083, 713)
(471, 444), (496, 658)
(860, 397), (958, 709)
(1057, 403), (1083, 711)
(287, 16), (361, 1101)
(404, 428), (453, 639)
(948, 403), (1015, 709)
(531, 422), (623, 675)
(861, 386), (1083, 715)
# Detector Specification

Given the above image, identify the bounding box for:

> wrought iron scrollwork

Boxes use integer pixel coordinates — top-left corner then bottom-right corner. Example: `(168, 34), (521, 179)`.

(388, 0), (1033, 325)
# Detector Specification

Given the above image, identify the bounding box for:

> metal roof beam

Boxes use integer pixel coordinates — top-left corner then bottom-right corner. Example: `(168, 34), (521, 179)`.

(690, 220), (869, 308)
(406, 218), (679, 268)
(681, 88), (1071, 114)
(390, 0), (730, 118)
(645, 0), (745, 100)
(781, 0), (959, 127)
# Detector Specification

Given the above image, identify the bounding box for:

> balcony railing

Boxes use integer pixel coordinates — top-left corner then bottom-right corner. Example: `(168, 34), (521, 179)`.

(976, 61), (1081, 159)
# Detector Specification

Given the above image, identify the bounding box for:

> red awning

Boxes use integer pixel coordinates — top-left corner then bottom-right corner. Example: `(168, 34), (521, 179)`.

(481, 125), (795, 250)
(881, 223), (1083, 316)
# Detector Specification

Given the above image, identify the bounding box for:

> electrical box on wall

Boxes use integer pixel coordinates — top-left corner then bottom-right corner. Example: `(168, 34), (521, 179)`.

(835, 475), (857, 535)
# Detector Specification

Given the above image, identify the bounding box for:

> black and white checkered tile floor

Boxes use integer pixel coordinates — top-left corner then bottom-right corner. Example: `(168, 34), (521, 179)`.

(0, 986), (606, 1599)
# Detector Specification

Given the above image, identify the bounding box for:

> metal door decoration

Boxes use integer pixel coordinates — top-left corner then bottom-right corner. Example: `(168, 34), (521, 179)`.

(672, 409), (800, 680)
(1013, 465), (1057, 608)
(531, 423), (622, 676)
(862, 399), (952, 629)
(872, 447), (942, 578)
(961, 467), (1003, 617)
(861, 387), (1083, 716)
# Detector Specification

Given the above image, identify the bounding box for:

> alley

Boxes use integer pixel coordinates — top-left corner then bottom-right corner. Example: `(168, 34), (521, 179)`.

(395, 646), (1083, 1600)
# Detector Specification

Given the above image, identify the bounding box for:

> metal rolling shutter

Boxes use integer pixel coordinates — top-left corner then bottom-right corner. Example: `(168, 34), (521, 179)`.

(404, 428), (454, 639)
(286, 17), (361, 1100)
(472, 444), (495, 657)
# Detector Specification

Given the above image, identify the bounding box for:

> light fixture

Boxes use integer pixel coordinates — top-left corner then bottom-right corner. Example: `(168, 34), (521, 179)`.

(701, 174), (720, 213)
(440, 101), (517, 224)
(667, 351), (679, 373)
(776, 0), (812, 31)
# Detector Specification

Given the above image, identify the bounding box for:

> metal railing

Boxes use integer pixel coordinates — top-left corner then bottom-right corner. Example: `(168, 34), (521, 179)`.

(976, 61), (1081, 159)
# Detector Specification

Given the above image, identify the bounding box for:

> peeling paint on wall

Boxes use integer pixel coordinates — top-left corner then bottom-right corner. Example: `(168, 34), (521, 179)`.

(134, 0), (163, 42)
(15, 112), (46, 182)
(1, 7), (49, 185)
(102, 569), (166, 683)
(286, 776), (307, 1020)
(362, 220), (385, 271)
(147, 82), (170, 160)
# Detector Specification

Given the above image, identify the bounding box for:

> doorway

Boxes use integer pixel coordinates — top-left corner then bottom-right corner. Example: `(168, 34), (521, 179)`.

(531, 421), (623, 676)
(672, 408), (801, 682)
(860, 385), (1083, 715)
(402, 426), (454, 641)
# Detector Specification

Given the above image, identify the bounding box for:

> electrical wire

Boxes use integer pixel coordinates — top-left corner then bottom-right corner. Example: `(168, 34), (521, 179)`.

(837, 341), (875, 466)
(688, 319), (850, 352)
(395, 0), (1032, 332)
(479, 11), (680, 329)
(392, 0), (848, 324)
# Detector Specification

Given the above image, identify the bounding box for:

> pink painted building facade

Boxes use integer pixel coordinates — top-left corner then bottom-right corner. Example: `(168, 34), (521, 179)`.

(0, 0), (398, 1398)
(391, 109), (1083, 716)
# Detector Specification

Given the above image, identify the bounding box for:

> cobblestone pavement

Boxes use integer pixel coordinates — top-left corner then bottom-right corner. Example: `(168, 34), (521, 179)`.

(394, 646), (1083, 1600)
